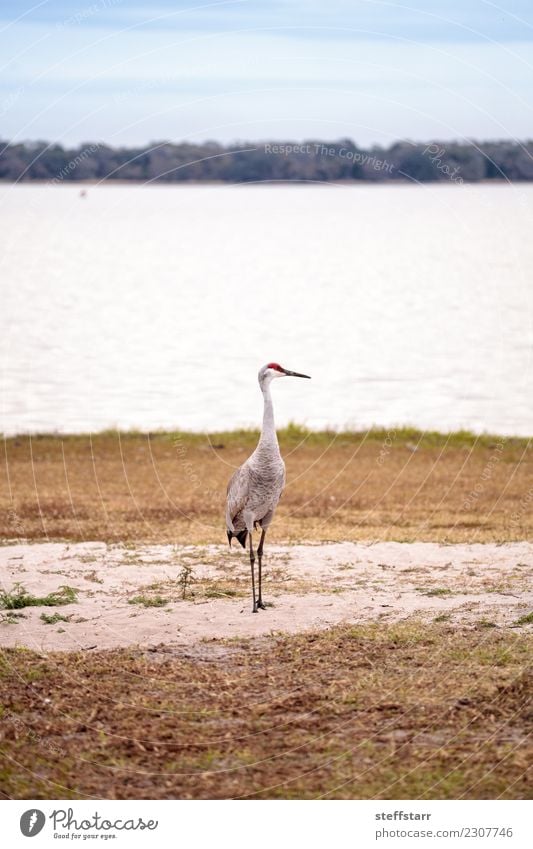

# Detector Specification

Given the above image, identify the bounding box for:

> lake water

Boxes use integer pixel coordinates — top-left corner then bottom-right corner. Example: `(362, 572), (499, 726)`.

(1, 183), (532, 436)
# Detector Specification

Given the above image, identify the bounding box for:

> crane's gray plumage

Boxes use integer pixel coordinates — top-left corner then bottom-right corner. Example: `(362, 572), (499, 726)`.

(226, 362), (310, 612)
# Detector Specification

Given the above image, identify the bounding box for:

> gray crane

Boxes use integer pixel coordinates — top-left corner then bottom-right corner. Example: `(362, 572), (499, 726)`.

(225, 362), (311, 612)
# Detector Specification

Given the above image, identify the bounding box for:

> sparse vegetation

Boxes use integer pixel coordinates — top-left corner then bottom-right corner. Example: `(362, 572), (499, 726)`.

(177, 564), (195, 600)
(203, 586), (240, 599)
(0, 611), (26, 625)
(83, 571), (103, 584)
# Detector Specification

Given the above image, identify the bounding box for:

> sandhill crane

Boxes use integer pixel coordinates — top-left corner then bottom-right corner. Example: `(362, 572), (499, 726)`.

(226, 362), (311, 612)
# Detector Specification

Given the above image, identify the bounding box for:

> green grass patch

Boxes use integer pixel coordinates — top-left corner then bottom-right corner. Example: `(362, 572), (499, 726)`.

(128, 595), (169, 608)
(419, 587), (453, 597)
(40, 612), (72, 625)
(514, 611), (533, 626)
(9, 426), (529, 451)
(0, 583), (78, 610)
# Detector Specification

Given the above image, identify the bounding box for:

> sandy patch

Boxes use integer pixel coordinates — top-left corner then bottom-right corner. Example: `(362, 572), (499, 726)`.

(0, 540), (531, 651)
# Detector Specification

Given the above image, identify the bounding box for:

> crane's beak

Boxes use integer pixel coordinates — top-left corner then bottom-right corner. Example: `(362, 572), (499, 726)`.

(283, 368), (311, 379)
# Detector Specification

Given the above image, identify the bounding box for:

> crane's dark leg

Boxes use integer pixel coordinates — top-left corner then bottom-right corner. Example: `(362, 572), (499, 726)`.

(249, 532), (257, 613)
(256, 529), (267, 609)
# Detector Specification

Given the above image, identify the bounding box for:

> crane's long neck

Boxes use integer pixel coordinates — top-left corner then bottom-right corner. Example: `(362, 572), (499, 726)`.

(258, 383), (280, 454)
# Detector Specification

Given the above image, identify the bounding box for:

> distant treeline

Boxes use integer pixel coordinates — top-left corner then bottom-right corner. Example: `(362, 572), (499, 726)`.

(1, 138), (532, 183)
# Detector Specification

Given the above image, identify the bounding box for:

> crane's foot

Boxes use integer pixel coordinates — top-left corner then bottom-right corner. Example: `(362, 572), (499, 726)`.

(256, 599), (266, 610)
(252, 602), (258, 613)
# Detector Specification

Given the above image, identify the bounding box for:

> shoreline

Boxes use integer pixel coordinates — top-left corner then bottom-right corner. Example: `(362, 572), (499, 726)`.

(2, 425), (531, 445)
(1, 178), (526, 186)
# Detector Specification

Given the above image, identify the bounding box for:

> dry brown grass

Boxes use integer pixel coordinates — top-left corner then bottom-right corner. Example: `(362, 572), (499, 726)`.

(1, 429), (531, 544)
(0, 621), (531, 799)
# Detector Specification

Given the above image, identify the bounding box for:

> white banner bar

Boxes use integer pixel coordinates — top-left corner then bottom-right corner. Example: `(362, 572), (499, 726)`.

(3, 799), (531, 848)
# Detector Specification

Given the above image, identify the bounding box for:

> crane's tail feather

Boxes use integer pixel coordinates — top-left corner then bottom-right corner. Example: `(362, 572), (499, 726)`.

(227, 529), (248, 549)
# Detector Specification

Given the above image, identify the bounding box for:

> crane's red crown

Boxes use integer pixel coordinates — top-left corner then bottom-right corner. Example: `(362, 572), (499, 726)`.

(267, 362), (284, 372)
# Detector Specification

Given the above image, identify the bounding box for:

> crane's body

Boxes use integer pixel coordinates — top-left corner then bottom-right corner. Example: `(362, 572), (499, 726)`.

(225, 362), (310, 612)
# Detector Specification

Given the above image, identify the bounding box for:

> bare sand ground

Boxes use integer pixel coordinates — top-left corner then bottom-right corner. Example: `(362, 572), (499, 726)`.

(1, 541), (531, 651)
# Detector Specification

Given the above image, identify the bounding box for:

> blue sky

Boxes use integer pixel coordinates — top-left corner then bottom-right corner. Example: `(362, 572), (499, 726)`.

(1, 0), (532, 145)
